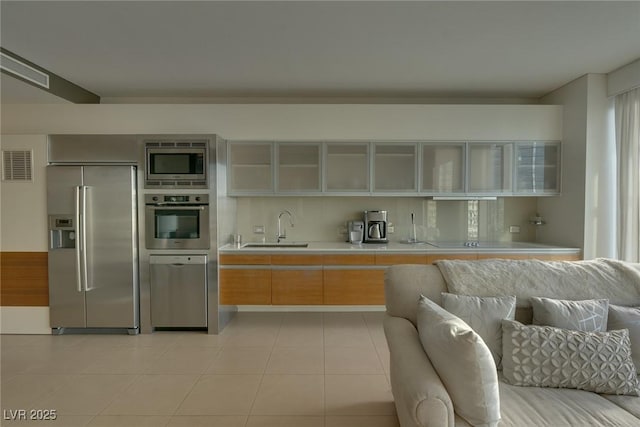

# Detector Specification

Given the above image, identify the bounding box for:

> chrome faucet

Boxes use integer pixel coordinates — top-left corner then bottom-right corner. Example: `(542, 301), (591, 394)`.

(277, 210), (294, 243)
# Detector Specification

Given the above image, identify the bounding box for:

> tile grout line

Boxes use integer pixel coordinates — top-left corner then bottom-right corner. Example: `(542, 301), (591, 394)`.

(243, 314), (282, 425)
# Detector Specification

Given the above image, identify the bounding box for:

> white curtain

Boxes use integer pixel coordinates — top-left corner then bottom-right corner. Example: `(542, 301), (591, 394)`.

(615, 87), (640, 263)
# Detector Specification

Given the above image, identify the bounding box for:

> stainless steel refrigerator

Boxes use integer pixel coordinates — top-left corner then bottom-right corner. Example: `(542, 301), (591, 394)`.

(47, 165), (139, 333)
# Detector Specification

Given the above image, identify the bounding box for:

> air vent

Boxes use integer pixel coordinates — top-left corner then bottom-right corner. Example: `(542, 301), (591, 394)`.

(160, 142), (175, 147)
(176, 182), (192, 186)
(146, 181), (161, 186)
(145, 142), (161, 147)
(2, 150), (33, 181)
(0, 52), (49, 88)
(192, 181), (207, 186)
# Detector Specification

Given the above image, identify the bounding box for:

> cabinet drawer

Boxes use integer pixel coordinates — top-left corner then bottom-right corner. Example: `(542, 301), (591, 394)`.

(219, 254), (271, 265)
(271, 254), (324, 265)
(272, 269), (323, 305)
(323, 269), (385, 305)
(219, 269), (271, 304)
(375, 254), (428, 265)
(322, 254), (375, 265)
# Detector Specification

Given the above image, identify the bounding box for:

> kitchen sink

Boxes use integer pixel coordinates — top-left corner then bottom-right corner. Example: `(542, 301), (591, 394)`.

(241, 242), (309, 248)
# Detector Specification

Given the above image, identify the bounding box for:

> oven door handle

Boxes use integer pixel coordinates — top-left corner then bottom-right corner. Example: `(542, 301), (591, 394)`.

(147, 205), (206, 210)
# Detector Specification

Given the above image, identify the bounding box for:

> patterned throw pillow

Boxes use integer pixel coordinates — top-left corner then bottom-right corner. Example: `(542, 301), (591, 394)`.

(502, 320), (639, 396)
(442, 293), (516, 368)
(531, 297), (609, 332)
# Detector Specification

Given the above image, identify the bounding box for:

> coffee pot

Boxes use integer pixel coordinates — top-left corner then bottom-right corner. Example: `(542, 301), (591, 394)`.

(363, 210), (388, 243)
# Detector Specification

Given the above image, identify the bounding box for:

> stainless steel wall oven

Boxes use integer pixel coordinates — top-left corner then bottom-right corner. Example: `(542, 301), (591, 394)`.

(145, 194), (210, 249)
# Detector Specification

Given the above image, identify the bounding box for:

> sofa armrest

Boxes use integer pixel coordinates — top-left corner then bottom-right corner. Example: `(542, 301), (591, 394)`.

(384, 314), (455, 427)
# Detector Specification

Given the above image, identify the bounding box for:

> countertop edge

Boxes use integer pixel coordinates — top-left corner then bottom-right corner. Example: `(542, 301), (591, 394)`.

(218, 243), (581, 254)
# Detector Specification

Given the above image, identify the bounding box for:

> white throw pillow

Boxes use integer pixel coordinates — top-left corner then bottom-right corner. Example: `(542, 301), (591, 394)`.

(531, 297), (609, 332)
(442, 293), (516, 368)
(417, 295), (501, 427)
(502, 319), (639, 396)
(608, 305), (640, 370)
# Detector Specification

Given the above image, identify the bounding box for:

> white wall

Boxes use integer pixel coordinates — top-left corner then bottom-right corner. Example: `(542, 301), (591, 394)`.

(539, 77), (588, 249)
(0, 134), (48, 251)
(539, 74), (612, 259)
(1, 104), (562, 140)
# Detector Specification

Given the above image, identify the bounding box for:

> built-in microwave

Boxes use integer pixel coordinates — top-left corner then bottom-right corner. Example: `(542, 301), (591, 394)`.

(145, 140), (208, 188)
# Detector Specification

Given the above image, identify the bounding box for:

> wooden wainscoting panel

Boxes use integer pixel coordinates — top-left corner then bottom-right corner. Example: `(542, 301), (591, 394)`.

(1, 252), (49, 306)
(476, 253), (531, 260)
(529, 253), (582, 261)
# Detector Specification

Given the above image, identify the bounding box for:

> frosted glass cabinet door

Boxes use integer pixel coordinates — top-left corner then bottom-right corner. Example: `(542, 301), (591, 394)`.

(277, 143), (322, 192)
(468, 143), (513, 193)
(373, 143), (418, 192)
(515, 142), (561, 194)
(421, 143), (465, 193)
(228, 142), (273, 194)
(325, 143), (370, 192)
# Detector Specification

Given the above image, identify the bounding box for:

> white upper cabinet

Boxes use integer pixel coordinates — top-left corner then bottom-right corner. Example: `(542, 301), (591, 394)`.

(276, 142), (322, 193)
(373, 143), (418, 193)
(228, 142), (273, 194)
(420, 143), (465, 194)
(227, 140), (561, 197)
(325, 143), (370, 193)
(515, 141), (561, 194)
(468, 143), (514, 194)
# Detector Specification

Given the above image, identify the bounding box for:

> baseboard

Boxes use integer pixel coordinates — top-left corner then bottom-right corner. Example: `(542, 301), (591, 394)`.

(0, 306), (51, 334)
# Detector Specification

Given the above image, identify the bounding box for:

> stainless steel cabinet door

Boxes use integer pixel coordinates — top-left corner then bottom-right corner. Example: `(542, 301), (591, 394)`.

(83, 166), (138, 328)
(47, 166), (86, 328)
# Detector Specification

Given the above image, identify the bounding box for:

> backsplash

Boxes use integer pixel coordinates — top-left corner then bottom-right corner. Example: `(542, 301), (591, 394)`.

(232, 197), (538, 244)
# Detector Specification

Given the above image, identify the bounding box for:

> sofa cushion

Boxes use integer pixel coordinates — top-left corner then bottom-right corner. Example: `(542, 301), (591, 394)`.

(608, 305), (640, 370)
(531, 297), (609, 332)
(417, 295), (500, 427)
(499, 379), (640, 426)
(502, 320), (639, 395)
(601, 391), (640, 419)
(441, 292), (516, 368)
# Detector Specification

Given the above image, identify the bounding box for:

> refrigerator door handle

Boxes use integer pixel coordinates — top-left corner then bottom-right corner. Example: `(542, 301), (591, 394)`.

(75, 186), (83, 293)
(81, 185), (90, 291)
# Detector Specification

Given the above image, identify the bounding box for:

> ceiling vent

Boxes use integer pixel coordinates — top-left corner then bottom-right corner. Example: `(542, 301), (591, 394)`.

(2, 150), (33, 181)
(0, 52), (50, 89)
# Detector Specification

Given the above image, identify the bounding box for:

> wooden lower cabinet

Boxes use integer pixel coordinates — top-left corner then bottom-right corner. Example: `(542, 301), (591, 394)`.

(218, 251), (581, 306)
(219, 268), (271, 305)
(272, 269), (323, 305)
(323, 268), (386, 305)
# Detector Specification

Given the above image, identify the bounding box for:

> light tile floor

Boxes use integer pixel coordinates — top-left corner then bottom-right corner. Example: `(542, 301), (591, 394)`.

(1, 312), (398, 427)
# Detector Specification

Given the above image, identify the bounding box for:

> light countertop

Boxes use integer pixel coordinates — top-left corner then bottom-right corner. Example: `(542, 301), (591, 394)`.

(219, 241), (581, 254)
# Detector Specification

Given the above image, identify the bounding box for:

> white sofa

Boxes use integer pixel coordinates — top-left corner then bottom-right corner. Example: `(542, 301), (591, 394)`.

(384, 262), (640, 427)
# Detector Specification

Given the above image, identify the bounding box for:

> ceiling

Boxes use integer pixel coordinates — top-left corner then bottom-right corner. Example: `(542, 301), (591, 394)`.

(1, 1), (639, 103)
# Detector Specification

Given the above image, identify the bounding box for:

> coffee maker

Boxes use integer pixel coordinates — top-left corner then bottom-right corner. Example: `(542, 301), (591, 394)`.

(364, 210), (388, 243)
